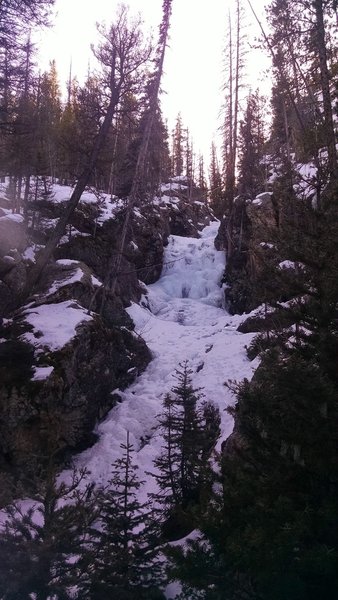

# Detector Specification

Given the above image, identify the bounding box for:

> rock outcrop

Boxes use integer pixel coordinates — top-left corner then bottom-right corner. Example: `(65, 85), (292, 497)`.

(0, 177), (212, 493)
(0, 310), (151, 485)
(216, 193), (280, 315)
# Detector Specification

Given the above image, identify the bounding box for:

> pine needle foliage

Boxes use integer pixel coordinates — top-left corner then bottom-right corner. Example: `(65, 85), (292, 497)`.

(152, 361), (220, 536)
(84, 432), (165, 600)
(0, 467), (96, 600)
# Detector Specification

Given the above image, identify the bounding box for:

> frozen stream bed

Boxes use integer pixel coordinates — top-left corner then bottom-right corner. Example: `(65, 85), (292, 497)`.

(78, 221), (258, 492)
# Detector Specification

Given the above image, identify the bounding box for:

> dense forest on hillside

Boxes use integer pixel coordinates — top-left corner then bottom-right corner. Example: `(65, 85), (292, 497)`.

(0, 0), (337, 598)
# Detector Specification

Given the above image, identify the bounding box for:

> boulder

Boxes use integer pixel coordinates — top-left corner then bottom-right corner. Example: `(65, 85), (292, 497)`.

(0, 214), (27, 255)
(0, 314), (151, 479)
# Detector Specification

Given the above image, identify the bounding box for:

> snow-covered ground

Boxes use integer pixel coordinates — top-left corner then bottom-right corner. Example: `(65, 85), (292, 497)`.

(1, 218), (258, 598)
(77, 221), (258, 493)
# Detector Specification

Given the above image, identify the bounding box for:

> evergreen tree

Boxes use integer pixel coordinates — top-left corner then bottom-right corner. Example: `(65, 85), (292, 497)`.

(0, 467), (96, 600)
(0, 0), (54, 181)
(152, 362), (220, 522)
(222, 0), (246, 257)
(172, 113), (185, 177)
(5, 35), (37, 213)
(126, 0), (172, 202)
(107, 0), (172, 301)
(25, 3), (152, 295)
(117, 102), (171, 198)
(209, 141), (224, 218)
(265, 0), (337, 175)
(109, 92), (141, 196)
(69, 73), (104, 185)
(84, 433), (164, 600)
(237, 90), (267, 200)
(36, 60), (62, 182)
(168, 343), (338, 599)
(198, 153), (208, 197)
(58, 76), (80, 185)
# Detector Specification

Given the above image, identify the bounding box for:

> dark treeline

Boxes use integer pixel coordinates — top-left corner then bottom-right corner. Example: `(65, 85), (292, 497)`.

(0, 0), (338, 599)
(172, 1), (338, 599)
(0, 1), (204, 215)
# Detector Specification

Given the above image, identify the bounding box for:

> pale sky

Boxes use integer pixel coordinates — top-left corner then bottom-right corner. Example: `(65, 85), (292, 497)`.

(36, 0), (270, 161)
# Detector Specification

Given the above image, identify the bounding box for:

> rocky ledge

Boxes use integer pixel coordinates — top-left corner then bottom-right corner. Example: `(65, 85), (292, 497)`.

(0, 177), (213, 495)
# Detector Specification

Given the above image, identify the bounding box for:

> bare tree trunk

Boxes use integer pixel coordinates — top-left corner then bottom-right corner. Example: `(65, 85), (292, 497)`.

(108, 0), (172, 299)
(314, 0), (337, 179)
(24, 88), (120, 296)
(246, 0), (307, 136)
(225, 3), (240, 260)
(23, 173), (30, 221)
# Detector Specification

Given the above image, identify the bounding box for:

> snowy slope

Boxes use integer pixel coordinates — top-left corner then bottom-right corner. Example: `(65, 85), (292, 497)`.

(77, 221), (258, 493)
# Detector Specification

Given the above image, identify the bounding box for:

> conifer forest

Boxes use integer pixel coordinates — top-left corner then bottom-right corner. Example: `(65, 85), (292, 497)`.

(0, 0), (337, 598)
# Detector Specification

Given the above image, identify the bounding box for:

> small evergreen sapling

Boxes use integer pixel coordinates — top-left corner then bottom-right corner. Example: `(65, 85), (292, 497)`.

(152, 361), (221, 523)
(85, 432), (165, 600)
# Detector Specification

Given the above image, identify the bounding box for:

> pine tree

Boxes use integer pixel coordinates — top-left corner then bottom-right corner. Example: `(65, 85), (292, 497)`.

(222, 0), (246, 257)
(107, 0), (172, 301)
(84, 433), (164, 600)
(0, 0), (55, 182)
(172, 113), (185, 177)
(0, 467), (96, 600)
(265, 0), (337, 176)
(110, 92), (141, 197)
(237, 90), (267, 200)
(117, 102), (171, 198)
(197, 154), (208, 198)
(126, 0), (172, 202)
(152, 362), (220, 523)
(209, 141), (224, 218)
(168, 346), (338, 599)
(4, 35), (37, 213)
(36, 60), (62, 182)
(25, 4), (152, 295)
(58, 76), (79, 185)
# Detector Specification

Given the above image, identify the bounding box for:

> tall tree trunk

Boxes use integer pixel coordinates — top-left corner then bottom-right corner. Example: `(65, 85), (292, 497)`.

(109, 0), (172, 299)
(225, 2), (241, 260)
(24, 87), (120, 296)
(314, 0), (337, 179)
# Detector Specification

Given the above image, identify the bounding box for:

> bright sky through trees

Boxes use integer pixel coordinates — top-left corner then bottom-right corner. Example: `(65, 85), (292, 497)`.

(36, 0), (270, 159)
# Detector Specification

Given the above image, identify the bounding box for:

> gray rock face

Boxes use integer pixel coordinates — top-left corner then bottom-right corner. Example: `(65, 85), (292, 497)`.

(0, 215), (27, 255)
(0, 179), (212, 489)
(0, 316), (151, 479)
(0, 250), (28, 314)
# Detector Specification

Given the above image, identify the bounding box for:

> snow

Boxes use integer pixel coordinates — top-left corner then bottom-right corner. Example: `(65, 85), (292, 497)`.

(278, 260), (305, 271)
(278, 260), (296, 270)
(59, 228), (91, 245)
(2, 255), (15, 263)
(128, 240), (139, 251)
(32, 366), (54, 381)
(32, 182), (124, 226)
(252, 191), (273, 206)
(295, 161), (318, 198)
(56, 259), (79, 266)
(22, 244), (42, 262)
(153, 194), (180, 206)
(77, 221), (258, 502)
(161, 179), (189, 192)
(45, 261), (90, 296)
(0, 213), (24, 223)
(21, 300), (92, 352)
(91, 274), (102, 287)
(2, 216), (260, 599)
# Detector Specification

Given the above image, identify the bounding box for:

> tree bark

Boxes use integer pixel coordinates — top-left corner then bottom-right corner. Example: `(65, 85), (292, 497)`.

(314, 0), (337, 179)
(24, 87), (120, 296)
(109, 0), (172, 298)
